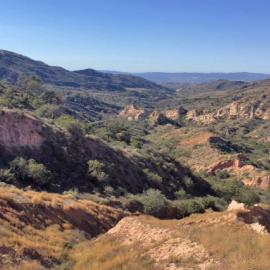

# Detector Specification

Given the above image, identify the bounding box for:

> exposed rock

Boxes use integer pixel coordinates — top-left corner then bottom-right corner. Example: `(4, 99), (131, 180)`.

(243, 175), (270, 190)
(227, 200), (246, 211)
(186, 93), (270, 124)
(164, 106), (187, 121)
(209, 156), (245, 174)
(118, 104), (150, 121)
(0, 110), (45, 149)
(119, 104), (185, 126)
(250, 222), (268, 235)
(148, 111), (169, 125)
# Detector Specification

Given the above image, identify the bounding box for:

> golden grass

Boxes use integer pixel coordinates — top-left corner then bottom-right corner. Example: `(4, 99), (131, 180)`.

(0, 185), (126, 269)
(71, 235), (156, 270)
(138, 212), (270, 270)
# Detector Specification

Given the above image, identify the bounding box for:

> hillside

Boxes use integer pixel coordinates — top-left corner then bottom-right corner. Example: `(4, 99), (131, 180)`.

(84, 203), (270, 270)
(0, 50), (167, 91)
(0, 184), (127, 270)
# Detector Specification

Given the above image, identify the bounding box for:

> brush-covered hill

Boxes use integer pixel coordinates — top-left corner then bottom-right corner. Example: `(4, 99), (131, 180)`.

(0, 50), (167, 92)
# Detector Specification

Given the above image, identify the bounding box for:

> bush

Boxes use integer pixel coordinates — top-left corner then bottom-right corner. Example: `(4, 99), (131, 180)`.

(143, 168), (162, 185)
(36, 104), (63, 119)
(174, 189), (189, 200)
(209, 177), (260, 205)
(88, 160), (109, 183)
(56, 115), (84, 137)
(0, 169), (16, 184)
(10, 157), (29, 180)
(139, 189), (167, 216)
(9, 157), (52, 186)
(27, 159), (52, 185)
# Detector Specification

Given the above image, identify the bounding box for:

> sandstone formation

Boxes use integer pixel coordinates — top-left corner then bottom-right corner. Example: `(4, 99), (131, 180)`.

(118, 104), (150, 121)
(119, 104), (187, 126)
(186, 93), (270, 124)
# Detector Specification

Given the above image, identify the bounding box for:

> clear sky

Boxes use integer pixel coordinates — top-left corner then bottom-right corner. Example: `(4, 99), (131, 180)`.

(1, 0), (270, 72)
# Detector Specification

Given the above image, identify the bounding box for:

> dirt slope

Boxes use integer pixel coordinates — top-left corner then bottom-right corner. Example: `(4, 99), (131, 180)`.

(0, 184), (127, 270)
(75, 204), (270, 270)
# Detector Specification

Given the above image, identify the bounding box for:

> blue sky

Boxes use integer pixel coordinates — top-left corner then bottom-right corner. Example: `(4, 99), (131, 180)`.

(1, 0), (270, 72)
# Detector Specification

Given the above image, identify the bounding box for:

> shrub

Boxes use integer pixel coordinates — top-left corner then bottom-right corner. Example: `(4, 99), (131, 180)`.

(9, 157), (52, 186)
(36, 104), (63, 119)
(139, 189), (167, 216)
(174, 189), (189, 200)
(10, 157), (29, 180)
(27, 159), (52, 185)
(0, 169), (16, 184)
(183, 176), (194, 191)
(143, 168), (162, 185)
(88, 160), (109, 183)
(131, 137), (143, 149)
(56, 115), (84, 137)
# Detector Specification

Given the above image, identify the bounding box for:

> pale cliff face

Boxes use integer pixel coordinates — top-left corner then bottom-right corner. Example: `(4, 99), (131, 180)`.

(186, 94), (270, 124)
(0, 110), (44, 149)
(118, 104), (149, 121)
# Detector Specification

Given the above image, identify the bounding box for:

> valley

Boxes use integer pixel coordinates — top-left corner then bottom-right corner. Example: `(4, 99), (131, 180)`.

(0, 51), (270, 269)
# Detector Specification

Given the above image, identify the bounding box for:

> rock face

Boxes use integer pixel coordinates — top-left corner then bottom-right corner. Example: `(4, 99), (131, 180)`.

(118, 104), (150, 121)
(119, 104), (187, 125)
(209, 156), (246, 174)
(186, 93), (270, 124)
(243, 176), (270, 190)
(0, 110), (45, 149)
(164, 106), (187, 121)
(227, 200), (246, 211)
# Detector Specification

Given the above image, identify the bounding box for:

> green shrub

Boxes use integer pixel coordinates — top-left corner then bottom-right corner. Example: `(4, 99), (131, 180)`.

(174, 189), (189, 200)
(139, 189), (167, 216)
(36, 104), (63, 119)
(143, 168), (162, 185)
(9, 157), (52, 186)
(56, 115), (84, 136)
(0, 169), (16, 184)
(10, 157), (29, 180)
(88, 160), (109, 183)
(27, 159), (52, 185)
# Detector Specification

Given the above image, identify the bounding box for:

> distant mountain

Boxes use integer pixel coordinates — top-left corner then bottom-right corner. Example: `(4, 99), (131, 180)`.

(165, 79), (250, 94)
(0, 50), (167, 91)
(75, 69), (167, 90)
(134, 72), (270, 84)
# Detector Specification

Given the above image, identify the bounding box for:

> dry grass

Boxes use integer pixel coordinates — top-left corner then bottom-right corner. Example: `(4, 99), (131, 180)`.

(0, 185), (127, 269)
(71, 235), (156, 270)
(138, 211), (270, 270)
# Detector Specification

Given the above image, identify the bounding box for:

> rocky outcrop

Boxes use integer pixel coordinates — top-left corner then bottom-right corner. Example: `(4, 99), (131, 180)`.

(186, 93), (270, 124)
(118, 104), (150, 121)
(119, 104), (186, 126)
(148, 111), (168, 125)
(0, 110), (45, 149)
(164, 106), (187, 121)
(243, 175), (270, 190)
(209, 155), (246, 174)
(227, 200), (246, 211)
